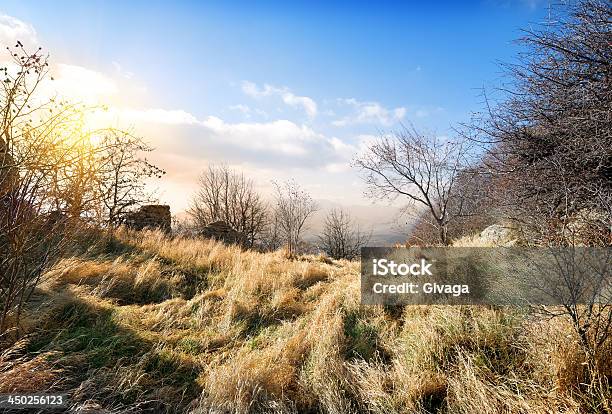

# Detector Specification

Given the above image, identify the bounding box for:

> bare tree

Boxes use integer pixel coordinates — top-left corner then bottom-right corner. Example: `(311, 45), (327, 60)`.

(97, 130), (165, 227)
(461, 0), (611, 393)
(354, 127), (472, 245)
(272, 180), (318, 257)
(259, 211), (283, 252)
(406, 165), (499, 245)
(521, 247), (612, 395)
(318, 208), (370, 260)
(188, 164), (267, 248)
(0, 44), (98, 340)
(464, 0), (611, 245)
(0, 43), (165, 341)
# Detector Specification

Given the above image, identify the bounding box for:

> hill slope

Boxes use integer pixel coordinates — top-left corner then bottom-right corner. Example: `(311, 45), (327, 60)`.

(0, 229), (606, 413)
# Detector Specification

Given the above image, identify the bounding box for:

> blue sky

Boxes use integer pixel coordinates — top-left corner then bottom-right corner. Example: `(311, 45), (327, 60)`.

(0, 1), (550, 213)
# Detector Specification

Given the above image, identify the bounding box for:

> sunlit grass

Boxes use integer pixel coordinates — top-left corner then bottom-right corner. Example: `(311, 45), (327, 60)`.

(2, 228), (607, 413)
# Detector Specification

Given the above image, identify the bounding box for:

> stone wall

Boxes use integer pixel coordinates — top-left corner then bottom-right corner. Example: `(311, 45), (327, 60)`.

(124, 205), (172, 233)
(199, 221), (243, 245)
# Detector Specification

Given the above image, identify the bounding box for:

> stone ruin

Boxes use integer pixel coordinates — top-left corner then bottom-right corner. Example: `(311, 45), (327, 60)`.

(199, 220), (243, 245)
(124, 205), (172, 233)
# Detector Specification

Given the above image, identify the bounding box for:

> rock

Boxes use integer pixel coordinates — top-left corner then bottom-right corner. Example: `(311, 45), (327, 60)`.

(200, 221), (243, 245)
(479, 224), (515, 245)
(124, 204), (171, 233)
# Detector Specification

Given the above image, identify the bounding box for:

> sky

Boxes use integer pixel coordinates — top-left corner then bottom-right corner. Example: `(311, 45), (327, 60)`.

(0, 1), (551, 219)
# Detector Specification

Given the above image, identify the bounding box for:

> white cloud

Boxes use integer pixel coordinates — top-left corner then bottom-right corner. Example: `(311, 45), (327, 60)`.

(281, 93), (317, 118)
(0, 14), (38, 48)
(229, 104), (268, 119)
(324, 162), (351, 173)
(119, 108), (199, 125)
(0, 59), (120, 105)
(333, 98), (406, 127)
(203, 117), (324, 155)
(44, 63), (119, 103)
(241, 81), (261, 97)
(329, 136), (356, 154)
(229, 104), (251, 115)
(241, 81), (318, 118)
(93, 106), (352, 164)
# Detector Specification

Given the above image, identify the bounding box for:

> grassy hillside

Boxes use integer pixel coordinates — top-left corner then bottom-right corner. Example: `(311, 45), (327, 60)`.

(1, 229), (609, 413)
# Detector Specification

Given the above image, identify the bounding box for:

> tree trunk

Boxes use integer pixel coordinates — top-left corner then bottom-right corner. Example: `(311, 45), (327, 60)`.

(439, 223), (449, 245)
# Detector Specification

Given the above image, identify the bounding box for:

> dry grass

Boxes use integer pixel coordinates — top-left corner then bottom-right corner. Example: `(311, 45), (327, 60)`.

(0, 228), (608, 413)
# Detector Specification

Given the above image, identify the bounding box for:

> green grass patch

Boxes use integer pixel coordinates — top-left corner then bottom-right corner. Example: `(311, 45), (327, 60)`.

(343, 311), (386, 362)
(28, 300), (148, 368)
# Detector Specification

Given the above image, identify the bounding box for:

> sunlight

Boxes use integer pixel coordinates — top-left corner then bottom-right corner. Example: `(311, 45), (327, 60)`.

(88, 133), (103, 147)
(39, 64), (119, 105)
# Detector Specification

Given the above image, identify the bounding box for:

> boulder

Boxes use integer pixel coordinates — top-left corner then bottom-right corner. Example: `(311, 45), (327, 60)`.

(200, 221), (242, 245)
(124, 205), (171, 233)
(479, 224), (515, 245)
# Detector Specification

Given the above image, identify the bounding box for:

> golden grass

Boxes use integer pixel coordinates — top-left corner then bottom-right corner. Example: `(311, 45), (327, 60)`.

(0, 345), (64, 393)
(1, 228), (608, 413)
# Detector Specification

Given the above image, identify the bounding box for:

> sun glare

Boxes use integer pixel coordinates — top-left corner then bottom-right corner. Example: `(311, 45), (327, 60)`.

(89, 133), (103, 147)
